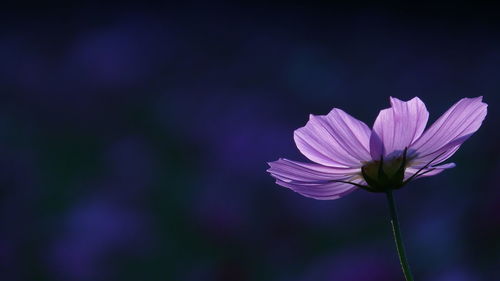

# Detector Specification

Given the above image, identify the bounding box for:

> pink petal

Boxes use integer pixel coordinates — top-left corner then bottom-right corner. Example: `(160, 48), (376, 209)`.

(267, 159), (362, 200)
(410, 97), (487, 164)
(370, 97), (429, 160)
(405, 163), (456, 179)
(294, 108), (372, 168)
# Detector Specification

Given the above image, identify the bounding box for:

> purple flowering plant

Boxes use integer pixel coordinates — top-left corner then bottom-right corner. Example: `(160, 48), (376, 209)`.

(267, 97), (487, 280)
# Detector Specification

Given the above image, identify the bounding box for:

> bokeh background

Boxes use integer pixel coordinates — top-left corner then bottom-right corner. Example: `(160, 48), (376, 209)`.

(1, 3), (499, 281)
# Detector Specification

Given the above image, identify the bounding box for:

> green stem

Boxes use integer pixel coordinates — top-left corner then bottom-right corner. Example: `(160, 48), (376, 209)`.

(386, 191), (414, 281)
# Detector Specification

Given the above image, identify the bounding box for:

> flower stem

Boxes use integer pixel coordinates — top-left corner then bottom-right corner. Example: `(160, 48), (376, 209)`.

(386, 191), (414, 281)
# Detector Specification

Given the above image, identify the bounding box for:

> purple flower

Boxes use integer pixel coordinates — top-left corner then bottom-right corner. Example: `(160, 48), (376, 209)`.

(267, 97), (487, 200)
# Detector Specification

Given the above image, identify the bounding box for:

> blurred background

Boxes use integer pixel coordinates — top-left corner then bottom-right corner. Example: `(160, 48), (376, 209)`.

(0, 2), (499, 281)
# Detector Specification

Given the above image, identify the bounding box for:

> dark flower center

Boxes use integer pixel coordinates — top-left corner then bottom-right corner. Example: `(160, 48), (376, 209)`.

(361, 149), (409, 192)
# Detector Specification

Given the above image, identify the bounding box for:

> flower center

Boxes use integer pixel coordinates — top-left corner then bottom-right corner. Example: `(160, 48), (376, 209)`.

(361, 150), (410, 192)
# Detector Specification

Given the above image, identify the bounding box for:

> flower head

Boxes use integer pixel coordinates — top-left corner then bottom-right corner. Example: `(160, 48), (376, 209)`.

(267, 97), (487, 199)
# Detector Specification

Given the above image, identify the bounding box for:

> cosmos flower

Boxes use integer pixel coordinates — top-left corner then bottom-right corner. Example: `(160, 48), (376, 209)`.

(267, 97), (487, 200)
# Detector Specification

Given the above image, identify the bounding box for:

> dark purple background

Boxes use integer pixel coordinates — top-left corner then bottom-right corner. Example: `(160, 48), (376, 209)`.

(0, 4), (499, 281)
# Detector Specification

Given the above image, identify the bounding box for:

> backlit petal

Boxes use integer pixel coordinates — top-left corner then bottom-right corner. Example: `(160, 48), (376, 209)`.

(370, 97), (429, 160)
(267, 158), (361, 182)
(405, 163), (456, 179)
(275, 178), (362, 200)
(294, 108), (372, 167)
(410, 97), (487, 164)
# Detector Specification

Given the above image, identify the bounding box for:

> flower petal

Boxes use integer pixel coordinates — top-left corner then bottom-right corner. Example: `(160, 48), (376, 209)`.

(294, 108), (372, 167)
(267, 158), (362, 200)
(410, 138), (462, 167)
(274, 179), (360, 200)
(405, 163), (456, 179)
(370, 97), (429, 160)
(267, 158), (361, 182)
(410, 97), (487, 164)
